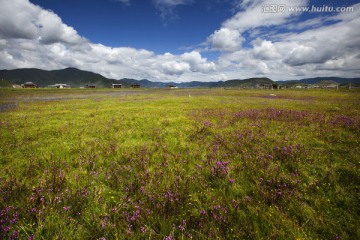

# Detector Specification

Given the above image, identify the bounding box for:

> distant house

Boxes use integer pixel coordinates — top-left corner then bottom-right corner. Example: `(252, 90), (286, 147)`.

(12, 85), (22, 89)
(294, 84), (313, 89)
(131, 84), (141, 88)
(326, 84), (338, 89)
(258, 84), (273, 89)
(21, 82), (38, 88)
(85, 84), (96, 88)
(167, 85), (178, 89)
(111, 84), (122, 88)
(48, 84), (70, 89)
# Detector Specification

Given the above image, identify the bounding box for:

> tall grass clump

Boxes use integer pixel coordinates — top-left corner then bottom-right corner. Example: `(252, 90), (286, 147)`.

(0, 88), (359, 239)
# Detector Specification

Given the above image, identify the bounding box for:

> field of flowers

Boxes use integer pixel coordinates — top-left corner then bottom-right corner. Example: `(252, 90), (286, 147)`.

(0, 88), (359, 239)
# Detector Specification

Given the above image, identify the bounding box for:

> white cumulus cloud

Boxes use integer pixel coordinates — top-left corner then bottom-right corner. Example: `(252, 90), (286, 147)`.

(252, 39), (281, 60)
(224, 0), (308, 32)
(181, 51), (216, 72)
(160, 61), (190, 75)
(0, 0), (85, 44)
(208, 28), (243, 52)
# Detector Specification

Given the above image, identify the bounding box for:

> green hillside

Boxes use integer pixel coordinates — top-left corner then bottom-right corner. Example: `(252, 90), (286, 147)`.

(0, 68), (120, 88)
(218, 78), (274, 88)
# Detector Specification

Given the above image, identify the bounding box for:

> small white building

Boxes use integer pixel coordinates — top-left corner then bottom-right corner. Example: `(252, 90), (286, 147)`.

(111, 84), (122, 88)
(22, 82), (38, 88)
(167, 85), (178, 89)
(48, 84), (70, 88)
(326, 84), (338, 89)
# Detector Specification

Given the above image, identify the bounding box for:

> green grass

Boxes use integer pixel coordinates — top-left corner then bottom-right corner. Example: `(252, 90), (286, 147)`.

(0, 88), (359, 239)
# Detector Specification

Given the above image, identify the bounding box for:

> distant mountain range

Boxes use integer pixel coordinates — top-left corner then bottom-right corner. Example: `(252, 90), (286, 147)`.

(0, 68), (359, 88)
(277, 77), (360, 85)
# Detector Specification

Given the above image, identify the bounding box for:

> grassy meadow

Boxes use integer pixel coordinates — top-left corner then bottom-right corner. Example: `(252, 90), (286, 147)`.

(0, 88), (359, 239)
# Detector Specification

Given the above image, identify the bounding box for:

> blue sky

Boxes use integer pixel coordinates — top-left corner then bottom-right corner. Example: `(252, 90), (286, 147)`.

(29, 0), (235, 54)
(0, 0), (359, 82)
